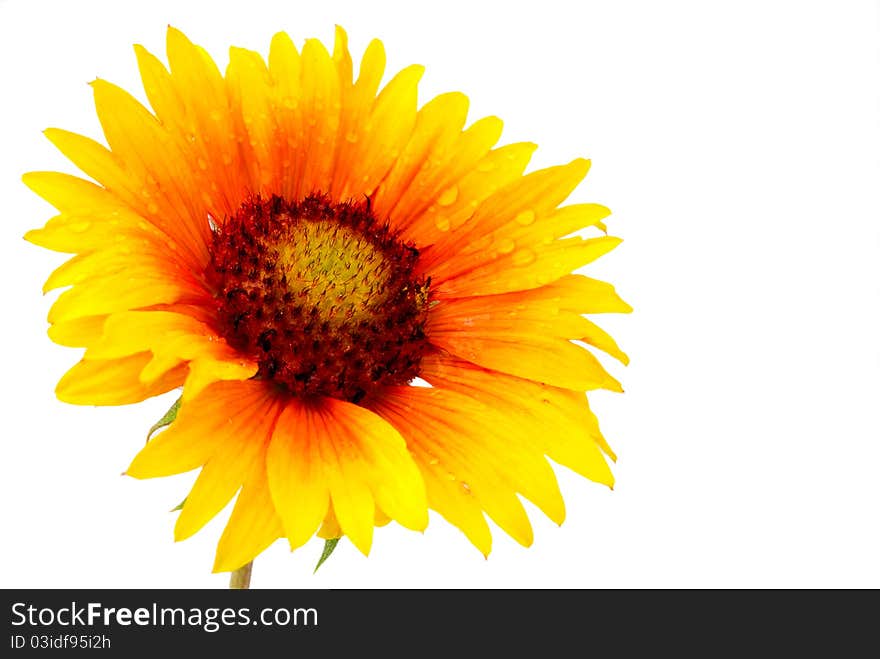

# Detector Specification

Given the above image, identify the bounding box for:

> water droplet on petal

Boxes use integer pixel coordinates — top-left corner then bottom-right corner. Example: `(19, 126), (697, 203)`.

(147, 202), (159, 215)
(496, 238), (516, 254)
(536, 271), (554, 286)
(477, 160), (495, 173)
(515, 209), (536, 226)
(437, 185), (459, 207)
(345, 131), (358, 143)
(197, 157), (208, 171)
(68, 221), (91, 233)
(511, 248), (535, 266)
(435, 217), (451, 232)
(209, 109), (223, 122)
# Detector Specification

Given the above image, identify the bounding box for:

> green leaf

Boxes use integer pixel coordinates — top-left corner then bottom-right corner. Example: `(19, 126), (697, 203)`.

(146, 397), (181, 443)
(314, 538), (340, 574)
(170, 497), (186, 512)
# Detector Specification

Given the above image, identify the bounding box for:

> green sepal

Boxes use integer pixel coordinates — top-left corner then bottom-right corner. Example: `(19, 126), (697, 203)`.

(170, 497), (186, 512)
(146, 397), (181, 443)
(314, 538), (340, 573)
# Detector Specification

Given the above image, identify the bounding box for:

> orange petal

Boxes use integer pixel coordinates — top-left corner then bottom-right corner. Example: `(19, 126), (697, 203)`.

(427, 279), (630, 364)
(329, 37), (386, 199)
(370, 385), (569, 551)
(267, 397), (427, 555)
(372, 92), (470, 219)
(297, 39), (342, 198)
(390, 114), (503, 231)
(266, 32), (303, 201)
(90, 79), (210, 266)
(422, 158), (591, 273)
(421, 351), (616, 484)
(432, 235), (624, 298)
(154, 29), (249, 219)
(427, 289), (623, 392)
(174, 393), (282, 541)
(226, 46), (277, 195)
(333, 64), (423, 202)
(401, 141), (536, 246)
(126, 380), (278, 479)
(266, 400), (332, 551)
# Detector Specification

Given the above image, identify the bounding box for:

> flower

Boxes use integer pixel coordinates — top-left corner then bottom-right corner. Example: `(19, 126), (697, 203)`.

(25, 26), (630, 573)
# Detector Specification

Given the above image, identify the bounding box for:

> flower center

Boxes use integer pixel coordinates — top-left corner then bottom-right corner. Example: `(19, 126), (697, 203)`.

(210, 194), (430, 403)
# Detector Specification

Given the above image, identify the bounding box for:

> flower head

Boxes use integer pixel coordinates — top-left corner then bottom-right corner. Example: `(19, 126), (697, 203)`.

(26, 27), (630, 572)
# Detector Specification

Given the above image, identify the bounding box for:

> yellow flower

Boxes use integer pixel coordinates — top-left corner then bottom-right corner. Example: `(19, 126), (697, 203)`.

(25, 26), (630, 573)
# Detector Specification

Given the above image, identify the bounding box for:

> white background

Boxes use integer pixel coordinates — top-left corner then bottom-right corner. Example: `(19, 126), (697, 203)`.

(0, 0), (878, 589)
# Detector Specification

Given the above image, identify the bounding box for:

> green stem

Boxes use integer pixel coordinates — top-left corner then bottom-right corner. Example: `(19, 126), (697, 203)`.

(229, 561), (253, 589)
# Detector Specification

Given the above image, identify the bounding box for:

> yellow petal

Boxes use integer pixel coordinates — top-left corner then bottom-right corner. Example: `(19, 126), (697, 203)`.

(580, 318), (630, 366)
(47, 315), (108, 348)
(56, 353), (185, 406)
(84, 311), (257, 399)
(23, 171), (128, 216)
(317, 506), (343, 540)
(318, 424), (376, 555)
(213, 455), (284, 573)
(323, 396), (428, 534)
(46, 261), (201, 324)
(332, 25), (353, 85)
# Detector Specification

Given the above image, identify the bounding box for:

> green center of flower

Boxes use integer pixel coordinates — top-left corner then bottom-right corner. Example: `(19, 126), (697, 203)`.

(210, 194), (430, 403)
